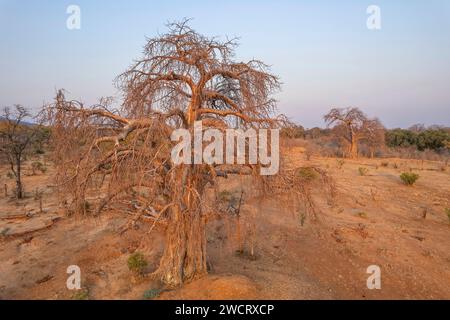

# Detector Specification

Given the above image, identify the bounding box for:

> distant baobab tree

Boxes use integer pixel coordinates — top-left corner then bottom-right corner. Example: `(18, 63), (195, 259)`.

(324, 107), (384, 158)
(41, 20), (321, 287)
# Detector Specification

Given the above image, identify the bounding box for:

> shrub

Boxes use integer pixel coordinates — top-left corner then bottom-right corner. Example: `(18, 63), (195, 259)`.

(143, 288), (162, 300)
(445, 208), (450, 223)
(356, 211), (367, 218)
(218, 190), (233, 202)
(72, 288), (89, 300)
(217, 190), (243, 215)
(1, 227), (10, 237)
(380, 162), (389, 167)
(296, 167), (317, 181)
(299, 211), (306, 226)
(33, 188), (44, 200)
(127, 252), (148, 275)
(6, 172), (14, 179)
(358, 167), (369, 176)
(77, 200), (91, 215)
(400, 172), (419, 185)
(336, 159), (345, 169)
(421, 207), (428, 219)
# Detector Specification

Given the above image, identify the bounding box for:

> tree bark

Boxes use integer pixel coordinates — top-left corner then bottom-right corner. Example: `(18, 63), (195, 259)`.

(156, 168), (207, 287)
(15, 158), (23, 199)
(157, 204), (207, 287)
(349, 132), (358, 159)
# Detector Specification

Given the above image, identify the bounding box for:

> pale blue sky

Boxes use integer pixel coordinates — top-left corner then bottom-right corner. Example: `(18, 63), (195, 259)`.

(1, 0), (449, 128)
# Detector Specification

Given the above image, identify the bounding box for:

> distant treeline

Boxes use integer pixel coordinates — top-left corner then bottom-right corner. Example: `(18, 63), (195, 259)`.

(385, 127), (450, 151)
(282, 124), (450, 153)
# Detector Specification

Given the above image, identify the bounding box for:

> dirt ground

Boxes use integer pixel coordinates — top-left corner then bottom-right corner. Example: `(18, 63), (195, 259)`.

(0, 149), (449, 300)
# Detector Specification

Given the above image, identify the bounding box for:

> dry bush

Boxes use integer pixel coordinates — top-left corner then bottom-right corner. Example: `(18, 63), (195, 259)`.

(445, 208), (450, 223)
(383, 146), (449, 162)
(336, 159), (345, 169)
(31, 161), (47, 175)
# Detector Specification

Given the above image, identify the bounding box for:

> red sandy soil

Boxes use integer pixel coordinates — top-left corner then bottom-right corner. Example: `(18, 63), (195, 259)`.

(0, 151), (449, 299)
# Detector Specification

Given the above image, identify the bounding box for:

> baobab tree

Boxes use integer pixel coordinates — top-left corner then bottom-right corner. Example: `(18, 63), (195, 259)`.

(324, 107), (384, 158)
(0, 105), (41, 199)
(41, 21), (328, 287)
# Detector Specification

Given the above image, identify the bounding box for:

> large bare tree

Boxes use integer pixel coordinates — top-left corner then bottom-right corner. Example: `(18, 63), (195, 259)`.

(324, 107), (384, 158)
(42, 21), (327, 287)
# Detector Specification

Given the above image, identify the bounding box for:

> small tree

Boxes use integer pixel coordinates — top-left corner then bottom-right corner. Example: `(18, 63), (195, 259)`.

(281, 124), (305, 139)
(0, 105), (41, 199)
(324, 107), (384, 158)
(364, 118), (385, 158)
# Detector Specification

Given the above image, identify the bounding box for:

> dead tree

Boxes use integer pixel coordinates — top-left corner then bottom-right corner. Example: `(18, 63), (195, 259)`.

(41, 21), (328, 287)
(0, 105), (39, 199)
(324, 107), (383, 158)
(364, 118), (385, 158)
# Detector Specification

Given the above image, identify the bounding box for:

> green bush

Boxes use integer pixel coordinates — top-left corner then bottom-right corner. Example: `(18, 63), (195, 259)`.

(386, 128), (450, 152)
(127, 252), (148, 275)
(445, 208), (450, 223)
(296, 167), (317, 181)
(72, 289), (89, 300)
(356, 211), (367, 218)
(386, 129), (418, 148)
(400, 172), (419, 185)
(143, 288), (162, 300)
(358, 167), (369, 176)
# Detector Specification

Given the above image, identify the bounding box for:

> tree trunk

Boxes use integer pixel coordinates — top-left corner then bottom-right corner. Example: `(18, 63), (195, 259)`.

(156, 167), (207, 287)
(349, 134), (358, 159)
(157, 205), (207, 287)
(16, 159), (23, 199)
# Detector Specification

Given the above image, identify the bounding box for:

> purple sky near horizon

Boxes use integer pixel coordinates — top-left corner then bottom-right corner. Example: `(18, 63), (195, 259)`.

(0, 0), (449, 128)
